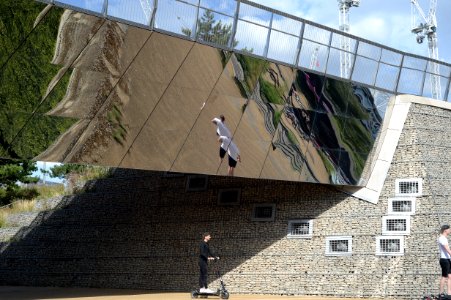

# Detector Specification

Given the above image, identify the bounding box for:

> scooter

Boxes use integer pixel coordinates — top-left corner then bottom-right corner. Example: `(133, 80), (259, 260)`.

(423, 294), (451, 300)
(191, 259), (229, 299)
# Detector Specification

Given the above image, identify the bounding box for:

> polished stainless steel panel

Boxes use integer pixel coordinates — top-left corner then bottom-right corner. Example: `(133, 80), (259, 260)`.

(34, 0), (451, 100)
(2, 1), (391, 186)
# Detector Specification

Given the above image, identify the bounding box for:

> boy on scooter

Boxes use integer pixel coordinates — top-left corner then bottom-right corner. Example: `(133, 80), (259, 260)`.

(199, 232), (219, 293)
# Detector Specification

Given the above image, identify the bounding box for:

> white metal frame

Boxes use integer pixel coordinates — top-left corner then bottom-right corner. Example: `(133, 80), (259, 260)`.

(395, 178), (423, 197)
(388, 197), (416, 215)
(325, 236), (353, 256)
(376, 235), (405, 256)
(251, 203), (276, 221)
(382, 216), (411, 235)
(287, 219), (313, 239)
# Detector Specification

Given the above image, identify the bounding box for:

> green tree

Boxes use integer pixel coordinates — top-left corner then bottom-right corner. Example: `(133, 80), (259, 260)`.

(48, 163), (112, 193)
(47, 163), (87, 179)
(182, 9), (238, 47)
(0, 159), (38, 205)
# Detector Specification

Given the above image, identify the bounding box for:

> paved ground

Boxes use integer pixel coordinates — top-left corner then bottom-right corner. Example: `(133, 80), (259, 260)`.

(0, 286), (376, 300)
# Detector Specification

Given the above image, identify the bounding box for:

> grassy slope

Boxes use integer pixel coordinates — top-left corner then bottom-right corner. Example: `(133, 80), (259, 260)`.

(0, 2), (76, 159)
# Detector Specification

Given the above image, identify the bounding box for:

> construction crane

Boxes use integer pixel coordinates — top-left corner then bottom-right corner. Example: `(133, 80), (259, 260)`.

(410, 0), (441, 99)
(309, 46), (320, 70)
(139, 0), (152, 24)
(337, 0), (360, 78)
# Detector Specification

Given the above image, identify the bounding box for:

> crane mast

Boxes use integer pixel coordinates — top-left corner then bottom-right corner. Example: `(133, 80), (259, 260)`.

(410, 0), (441, 99)
(310, 46), (320, 70)
(139, 0), (152, 23)
(337, 0), (360, 78)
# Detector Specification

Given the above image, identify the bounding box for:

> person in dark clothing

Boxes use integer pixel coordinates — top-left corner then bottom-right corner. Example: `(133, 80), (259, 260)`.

(199, 232), (218, 293)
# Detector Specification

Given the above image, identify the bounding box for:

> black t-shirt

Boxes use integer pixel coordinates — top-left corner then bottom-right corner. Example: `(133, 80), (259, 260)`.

(199, 241), (214, 262)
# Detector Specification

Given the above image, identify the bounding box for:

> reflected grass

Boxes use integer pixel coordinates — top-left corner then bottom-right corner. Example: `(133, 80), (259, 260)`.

(260, 78), (285, 105)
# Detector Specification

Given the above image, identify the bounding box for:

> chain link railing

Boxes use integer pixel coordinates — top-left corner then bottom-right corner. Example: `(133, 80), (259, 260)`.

(36, 0), (451, 101)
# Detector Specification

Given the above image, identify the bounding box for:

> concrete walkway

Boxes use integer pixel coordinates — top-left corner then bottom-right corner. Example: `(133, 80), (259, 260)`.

(0, 286), (377, 300)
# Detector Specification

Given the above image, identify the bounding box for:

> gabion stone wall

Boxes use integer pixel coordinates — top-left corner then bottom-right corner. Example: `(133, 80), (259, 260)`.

(0, 101), (450, 299)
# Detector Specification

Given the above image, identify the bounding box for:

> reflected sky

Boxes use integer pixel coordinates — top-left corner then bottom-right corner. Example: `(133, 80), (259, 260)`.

(44, 0), (451, 101)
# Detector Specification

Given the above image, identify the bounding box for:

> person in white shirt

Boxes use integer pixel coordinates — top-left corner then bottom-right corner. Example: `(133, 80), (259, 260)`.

(218, 136), (241, 176)
(438, 224), (451, 297)
(212, 115), (232, 164)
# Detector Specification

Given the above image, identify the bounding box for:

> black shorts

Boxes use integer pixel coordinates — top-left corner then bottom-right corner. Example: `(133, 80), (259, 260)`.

(228, 156), (237, 168)
(440, 258), (451, 277)
(219, 147), (226, 158)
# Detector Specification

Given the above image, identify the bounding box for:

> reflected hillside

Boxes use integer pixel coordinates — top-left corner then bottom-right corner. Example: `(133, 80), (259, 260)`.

(231, 53), (383, 184)
(0, 2), (76, 159)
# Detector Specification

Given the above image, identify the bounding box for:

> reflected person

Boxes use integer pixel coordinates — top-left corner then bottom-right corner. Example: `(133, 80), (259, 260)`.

(212, 115), (232, 164)
(218, 136), (241, 176)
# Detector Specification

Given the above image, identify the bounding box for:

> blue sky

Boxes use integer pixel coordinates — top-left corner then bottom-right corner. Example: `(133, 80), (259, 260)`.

(253, 0), (451, 64)
(57, 0), (451, 64)
(32, 162), (63, 183)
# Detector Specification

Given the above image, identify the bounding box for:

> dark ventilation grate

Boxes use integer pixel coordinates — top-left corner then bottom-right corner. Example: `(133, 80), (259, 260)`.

(186, 175), (208, 191)
(218, 189), (241, 205)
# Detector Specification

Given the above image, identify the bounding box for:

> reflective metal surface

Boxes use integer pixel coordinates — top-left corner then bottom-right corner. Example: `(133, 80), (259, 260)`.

(36, 0), (451, 101)
(1, 1), (390, 186)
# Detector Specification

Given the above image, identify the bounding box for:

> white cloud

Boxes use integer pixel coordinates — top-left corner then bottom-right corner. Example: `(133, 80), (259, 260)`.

(251, 0), (451, 64)
(32, 162), (64, 183)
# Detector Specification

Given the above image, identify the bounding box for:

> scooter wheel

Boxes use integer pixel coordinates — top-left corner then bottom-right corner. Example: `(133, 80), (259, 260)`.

(191, 290), (199, 299)
(220, 291), (229, 299)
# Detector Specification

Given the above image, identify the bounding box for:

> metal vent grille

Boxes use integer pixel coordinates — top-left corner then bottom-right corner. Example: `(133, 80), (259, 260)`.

(395, 178), (422, 196)
(386, 219), (406, 231)
(218, 189), (241, 205)
(380, 239), (400, 252)
(325, 236), (352, 256)
(392, 200), (412, 213)
(388, 198), (416, 215)
(186, 175), (208, 191)
(291, 222), (310, 235)
(287, 220), (313, 238)
(382, 216), (410, 235)
(376, 236), (404, 255)
(398, 181), (418, 194)
(252, 204), (275, 221)
(329, 240), (349, 252)
(255, 206), (273, 218)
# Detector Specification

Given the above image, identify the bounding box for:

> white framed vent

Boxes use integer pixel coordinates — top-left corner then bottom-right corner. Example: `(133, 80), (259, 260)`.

(325, 236), (352, 256)
(186, 175), (208, 191)
(395, 178), (422, 197)
(251, 204), (275, 221)
(287, 219), (313, 239)
(382, 216), (410, 235)
(376, 236), (404, 256)
(388, 197), (416, 215)
(218, 188), (241, 205)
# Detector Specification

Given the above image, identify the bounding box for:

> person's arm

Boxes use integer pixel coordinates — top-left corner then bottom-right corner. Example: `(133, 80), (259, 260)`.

(208, 247), (219, 260)
(211, 118), (220, 124)
(439, 237), (451, 256)
(231, 142), (240, 162)
(444, 241), (451, 256)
